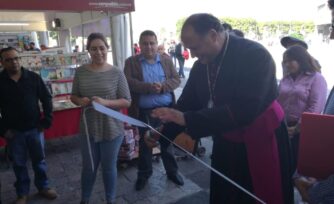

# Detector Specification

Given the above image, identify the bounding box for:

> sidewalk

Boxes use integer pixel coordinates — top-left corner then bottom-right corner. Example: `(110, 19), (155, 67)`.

(0, 69), (210, 204)
(0, 70), (303, 204)
(0, 134), (212, 204)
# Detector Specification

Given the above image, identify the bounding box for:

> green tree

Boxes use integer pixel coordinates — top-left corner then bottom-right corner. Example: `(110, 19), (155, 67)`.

(174, 16), (315, 40)
(221, 17), (258, 33)
(175, 17), (187, 39)
(48, 31), (59, 46)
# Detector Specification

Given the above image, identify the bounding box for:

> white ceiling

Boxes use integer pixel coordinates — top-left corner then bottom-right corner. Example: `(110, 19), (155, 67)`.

(0, 10), (120, 32)
(0, 11), (48, 31)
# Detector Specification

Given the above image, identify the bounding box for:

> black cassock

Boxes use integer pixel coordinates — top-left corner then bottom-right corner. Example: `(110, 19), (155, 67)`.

(162, 35), (293, 204)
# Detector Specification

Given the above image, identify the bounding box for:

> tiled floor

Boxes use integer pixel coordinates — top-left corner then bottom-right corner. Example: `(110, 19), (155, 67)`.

(0, 135), (211, 204)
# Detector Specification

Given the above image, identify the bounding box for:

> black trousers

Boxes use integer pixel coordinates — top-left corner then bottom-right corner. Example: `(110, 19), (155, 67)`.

(137, 109), (178, 179)
(177, 57), (185, 77)
(290, 133), (300, 171)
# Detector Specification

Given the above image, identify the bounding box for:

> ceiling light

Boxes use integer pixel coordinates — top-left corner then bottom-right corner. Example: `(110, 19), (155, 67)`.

(0, 23), (29, 26)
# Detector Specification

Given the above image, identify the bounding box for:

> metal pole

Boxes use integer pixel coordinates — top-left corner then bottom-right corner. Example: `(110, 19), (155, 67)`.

(110, 15), (117, 66)
(80, 12), (85, 52)
(129, 12), (134, 56)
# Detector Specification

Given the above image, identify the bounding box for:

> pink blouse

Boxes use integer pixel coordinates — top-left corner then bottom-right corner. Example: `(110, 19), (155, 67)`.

(278, 72), (327, 124)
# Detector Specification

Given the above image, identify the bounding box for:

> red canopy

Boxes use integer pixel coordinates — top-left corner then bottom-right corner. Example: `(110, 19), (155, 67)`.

(1, 0), (135, 12)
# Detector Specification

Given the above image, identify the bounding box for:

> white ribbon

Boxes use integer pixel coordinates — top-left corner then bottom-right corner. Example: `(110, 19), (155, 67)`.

(82, 107), (95, 172)
(91, 101), (266, 204)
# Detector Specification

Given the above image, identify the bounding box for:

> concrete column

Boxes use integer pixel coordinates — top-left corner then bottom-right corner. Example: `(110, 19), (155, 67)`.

(59, 29), (71, 53)
(31, 31), (40, 49)
(37, 31), (49, 47)
(110, 14), (132, 70)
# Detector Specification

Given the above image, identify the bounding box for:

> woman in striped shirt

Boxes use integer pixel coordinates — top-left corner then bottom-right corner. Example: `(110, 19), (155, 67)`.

(71, 33), (131, 204)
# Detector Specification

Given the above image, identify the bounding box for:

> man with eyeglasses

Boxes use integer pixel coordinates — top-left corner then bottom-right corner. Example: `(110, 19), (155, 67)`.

(0, 47), (57, 204)
(124, 30), (183, 191)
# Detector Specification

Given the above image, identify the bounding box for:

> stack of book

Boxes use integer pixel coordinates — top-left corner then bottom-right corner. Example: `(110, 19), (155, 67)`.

(118, 127), (139, 161)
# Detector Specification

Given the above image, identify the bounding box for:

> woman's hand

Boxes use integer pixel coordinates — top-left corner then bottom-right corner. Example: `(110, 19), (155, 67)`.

(287, 126), (296, 138)
(91, 96), (108, 106)
(80, 97), (91, 107)
(287, 124), (300, 138)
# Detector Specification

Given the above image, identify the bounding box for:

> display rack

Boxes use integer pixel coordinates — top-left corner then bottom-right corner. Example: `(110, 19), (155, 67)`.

(0, 33), (31, 51)
(20, 52), (90, 111)
(16, 52), (89, 140)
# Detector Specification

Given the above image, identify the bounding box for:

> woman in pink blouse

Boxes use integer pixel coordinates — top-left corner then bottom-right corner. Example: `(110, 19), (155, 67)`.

(278, 45), (327, 170)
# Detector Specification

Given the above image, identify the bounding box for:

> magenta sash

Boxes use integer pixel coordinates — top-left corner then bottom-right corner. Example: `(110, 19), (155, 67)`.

(224, 100), (284, 204)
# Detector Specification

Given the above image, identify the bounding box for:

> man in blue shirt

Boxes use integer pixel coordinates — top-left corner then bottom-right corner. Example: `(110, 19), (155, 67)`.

(124, 30), (182, 191)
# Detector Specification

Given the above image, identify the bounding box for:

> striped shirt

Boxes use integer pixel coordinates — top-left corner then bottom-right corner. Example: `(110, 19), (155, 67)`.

(72, 64), (131, 142)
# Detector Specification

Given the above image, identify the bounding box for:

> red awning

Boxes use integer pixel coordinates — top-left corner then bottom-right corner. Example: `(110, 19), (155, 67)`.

(1, 0), (135, 12)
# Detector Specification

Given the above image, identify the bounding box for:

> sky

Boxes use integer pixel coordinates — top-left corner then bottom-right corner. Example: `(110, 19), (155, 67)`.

(131, 0), (320, 41)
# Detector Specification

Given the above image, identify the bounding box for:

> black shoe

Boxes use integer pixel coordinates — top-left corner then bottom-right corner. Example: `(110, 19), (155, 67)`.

(167, 173), (184, 186)
(135, 178), (147, 191)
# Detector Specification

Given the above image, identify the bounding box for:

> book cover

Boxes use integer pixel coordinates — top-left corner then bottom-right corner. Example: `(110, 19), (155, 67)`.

(32, 56), (42, 67)
(53, 99), (78, 111)
(51, 83), (68, 95)
(77, 53), (90, 65)
(58, 55), (66, 66)
(63, 68), (75, 79)
(64, 55), (73, 65)
(48, 69), (57, 80)
(40, 68), (57, 80)
(20, 57), (29, 68)
(66, 82), (73, 93)
(56, 69), (64, 79)
(44, 56), (57, 67)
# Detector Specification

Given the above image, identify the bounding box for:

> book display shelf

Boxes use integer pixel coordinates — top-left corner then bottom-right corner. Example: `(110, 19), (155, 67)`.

(21, 52), (90, 139)
(20, 52), (90, 111)
(0, 34), (30, 51)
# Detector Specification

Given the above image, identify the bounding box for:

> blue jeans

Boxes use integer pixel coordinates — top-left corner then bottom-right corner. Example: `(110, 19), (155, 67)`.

(80, 135), (123, 203)
(7, 128), (49, 196)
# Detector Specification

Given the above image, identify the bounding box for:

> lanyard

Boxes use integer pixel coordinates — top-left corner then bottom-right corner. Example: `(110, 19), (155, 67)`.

(206, 32), (230, 108)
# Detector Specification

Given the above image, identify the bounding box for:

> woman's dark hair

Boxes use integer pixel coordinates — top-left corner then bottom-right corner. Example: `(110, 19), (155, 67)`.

(283, 45), (320, 73)
(182, 13), (224, 37)
(86, 33), (109, 50)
